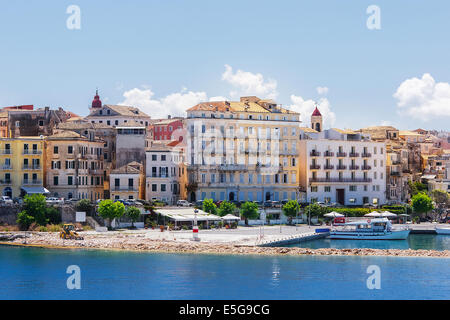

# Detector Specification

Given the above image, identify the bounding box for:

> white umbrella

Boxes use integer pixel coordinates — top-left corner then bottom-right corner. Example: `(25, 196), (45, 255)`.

(324, 212), (344, 218)
(221, 214), (241, 221)
(364, 212), (382, 217)
(365, 211), (397, 218)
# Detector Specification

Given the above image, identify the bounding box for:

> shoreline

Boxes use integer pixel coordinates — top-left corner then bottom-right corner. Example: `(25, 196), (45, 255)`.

(1, 232), (449, 258)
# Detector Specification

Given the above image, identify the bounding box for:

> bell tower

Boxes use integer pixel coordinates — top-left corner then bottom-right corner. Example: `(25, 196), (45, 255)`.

(311, 105), (323, 132)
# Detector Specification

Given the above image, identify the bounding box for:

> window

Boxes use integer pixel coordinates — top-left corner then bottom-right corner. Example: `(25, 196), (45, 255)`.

(53, 146), (58, 154)
(161, 184), (166, 192)
(68, 146), (73, 154)
(161, 155), (166, 161)
(53, 176), (59, 186)
(152, 155), (157, 161)
(324, 186), (331, 192)
(68, 176), (73, 186)
(350, 185), (357, 192)
(39, 120), (44, 126)
(152, 184), (157, 192)
(311, 186), (318, 192)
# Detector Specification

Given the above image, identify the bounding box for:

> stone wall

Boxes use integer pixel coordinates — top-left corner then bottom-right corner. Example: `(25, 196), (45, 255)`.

(0, 205), (21, 225)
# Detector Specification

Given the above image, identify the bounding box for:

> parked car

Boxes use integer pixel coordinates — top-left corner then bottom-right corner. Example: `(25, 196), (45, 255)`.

(13, 197), (23, 204)
(46, 197), (64, 205)
(271, 201), (281, 208)
(263, 201), (272, 208)
(1, 196), (14, 204)
(195, 200), (204, 207)
(177, 200), (192, 207)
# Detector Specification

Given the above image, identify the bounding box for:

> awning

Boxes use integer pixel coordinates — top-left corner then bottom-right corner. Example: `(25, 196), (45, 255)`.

(221, 214), (241, 221)
(21, 186), (50, 194)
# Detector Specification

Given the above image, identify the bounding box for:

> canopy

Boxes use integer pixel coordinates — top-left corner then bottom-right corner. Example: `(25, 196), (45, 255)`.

(221, 214), (241, 221)
(155, 208), (222, 222)
(21, 186), (50, 194)
(364, 211), (397, 218)
(324, 212), (344, 218)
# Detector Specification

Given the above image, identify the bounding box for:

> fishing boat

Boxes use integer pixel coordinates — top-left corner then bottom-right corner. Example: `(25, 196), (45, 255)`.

(329, 218), (410, 240)
(435, 227), (450, 235)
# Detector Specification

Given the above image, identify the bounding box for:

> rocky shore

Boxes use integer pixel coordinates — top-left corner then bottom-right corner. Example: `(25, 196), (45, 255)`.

(1, 232), (449, 258)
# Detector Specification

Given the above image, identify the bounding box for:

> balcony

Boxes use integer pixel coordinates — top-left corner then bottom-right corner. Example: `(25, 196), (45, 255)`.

(0, 149), (12, 155)
(22, 180), (42, 185)
(336, 152), (347, 157)
(390, 171), (401, 176)
(23, 150), (42, 155)
(22, 165), (41, 170)
(349, 165), (360, 170)
(323, 151), (334, 157)
(217, 164), (247, 171)
(0, 166), (12, 171)
(0, 180), (12, 185)
(362, 165), (372, 170)
(310, 151), (321, 157)
(309, 177), (372, 183)
(349, 152), (360, 157)
(361, 153), (372, 158)
(324, 165), (334, 170)
(310, 164), (321, 170)
(336, 165), (347, 170)
(110, 186), (138, 192)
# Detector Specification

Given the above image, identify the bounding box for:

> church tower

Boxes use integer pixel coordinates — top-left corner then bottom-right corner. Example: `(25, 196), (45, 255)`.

(311, 105), (323, 132)
(90, 89), (102, 113)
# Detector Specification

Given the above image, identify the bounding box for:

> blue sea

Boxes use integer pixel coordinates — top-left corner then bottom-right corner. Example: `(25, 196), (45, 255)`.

(288, 234), (450, 251)
(0, 246), (449, 300)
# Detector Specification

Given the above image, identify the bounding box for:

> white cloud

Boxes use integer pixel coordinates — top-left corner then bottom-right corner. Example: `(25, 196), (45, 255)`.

(209, 96), (228, 102)
(316, 86), (329, 95)
(287, 95), (336, 128)
(394, 73), (450, 120)
(221, 64), (278, 100)
(120, 87), (207, 119)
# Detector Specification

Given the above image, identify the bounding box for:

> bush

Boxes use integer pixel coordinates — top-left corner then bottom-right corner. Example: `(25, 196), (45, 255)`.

(76, 199), (93, 214)
(38, 226), (48, 232)
(17, 211), (34, 231)
(46, 224), (62, 232)
(46, 206), (61, 225)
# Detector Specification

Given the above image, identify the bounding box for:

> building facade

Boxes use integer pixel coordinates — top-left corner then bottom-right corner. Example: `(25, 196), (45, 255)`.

(44, 131), (105, 201)
(145, 141), (187, 204)
(186, 96), (301, 203)
(0, 137), (46, 198)
(299, 126), (387, 206)
(110, 162), (144, 200)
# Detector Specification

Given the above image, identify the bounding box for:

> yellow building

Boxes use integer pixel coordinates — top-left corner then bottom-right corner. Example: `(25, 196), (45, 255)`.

(0, 137), (46, 198)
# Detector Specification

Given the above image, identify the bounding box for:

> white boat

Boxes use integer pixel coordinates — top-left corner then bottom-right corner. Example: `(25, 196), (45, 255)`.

(329, 218), (410, 240)
(436, 227), (450, 235)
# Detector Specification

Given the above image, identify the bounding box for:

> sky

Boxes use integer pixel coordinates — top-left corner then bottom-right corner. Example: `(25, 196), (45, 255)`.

(0, 0), (449, 130)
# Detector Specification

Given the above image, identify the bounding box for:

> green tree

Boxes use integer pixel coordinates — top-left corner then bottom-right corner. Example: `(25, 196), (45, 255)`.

(408, 181), (428, 196)
(218, 201), (236, 217)
(98, 200), (125, 228)
(240, 201), (259, 225)
(305, 203), (324, 225)
(125, 206), (141, 228)
(411, 193), (434, 217)
(202, 199), (217, 215)
(282, 200), (300, 225)
(16, 211), (34, 231)
(76, 199), (93, 214)
(22, 194), (48, 226)
(46, 206), (61, 225)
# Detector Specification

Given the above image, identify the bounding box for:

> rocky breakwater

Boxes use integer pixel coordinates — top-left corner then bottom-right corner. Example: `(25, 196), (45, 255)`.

(3, 232), (450, 258)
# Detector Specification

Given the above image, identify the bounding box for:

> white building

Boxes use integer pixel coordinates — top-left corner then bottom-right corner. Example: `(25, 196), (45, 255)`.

(145, 141), (187, 204)
(299, 124), (387, 206)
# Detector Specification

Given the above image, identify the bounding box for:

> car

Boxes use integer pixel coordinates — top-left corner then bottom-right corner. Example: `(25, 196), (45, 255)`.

(13, 197), (24, 204)
(195, 200), (204, 207)
(263, 201), (272, 208)
(46, 197), (64, 205)
(1, 196), (13, 204)
(177, 200), (192, 207)
(271, 201), (281, 208)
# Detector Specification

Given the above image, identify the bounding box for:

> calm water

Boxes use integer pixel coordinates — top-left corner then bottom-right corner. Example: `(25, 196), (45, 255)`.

(0, 246), (449, 300)
(288, 234), (450, 251)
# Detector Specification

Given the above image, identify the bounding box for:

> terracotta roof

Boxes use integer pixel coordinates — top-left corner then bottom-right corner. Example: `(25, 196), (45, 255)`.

(299, 127), (318, 133)
(57, 122), (113, 130)
(332, 128), (357, 135)
(187, 99), (299, 115)
(47, 131), (85, 140)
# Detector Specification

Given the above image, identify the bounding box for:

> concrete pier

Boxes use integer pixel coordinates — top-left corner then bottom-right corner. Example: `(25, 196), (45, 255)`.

(257, 232), (329, 247)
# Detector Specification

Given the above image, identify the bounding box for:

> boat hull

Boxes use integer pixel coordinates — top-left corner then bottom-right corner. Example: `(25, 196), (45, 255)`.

(436, 228), (450, 235)
(329, 230), (410, 240)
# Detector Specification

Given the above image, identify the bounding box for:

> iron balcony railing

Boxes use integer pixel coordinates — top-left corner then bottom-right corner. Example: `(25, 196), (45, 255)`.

(310, 177), (372, 183)
(336, 152), (347, 157)
(22, 150), (42, 155)
(349, 165), (360, 170)
(324, 165), (334, 170)
(22, 180), (42, 185)
(310, 151), (321, 157)
(336, 165), (347, 170)
(324, 151), (334, 157)
(22, 165), (41, 170)
(362, 153), (372, 158)
(310, 164), (321, 170)
(362, 165), (372, 170)
(0, 149), (12, 155)
(349, 152), (360, 157)
(111, 186), (138, 191)
(0, 166), (12, 171)
(0, 180), (12, 185)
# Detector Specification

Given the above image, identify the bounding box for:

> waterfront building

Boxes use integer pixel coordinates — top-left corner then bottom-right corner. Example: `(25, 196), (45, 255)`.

(0, 136), (46, 198)
(110, 161), (145, 200)
(149, 117), (185, 142)
(85, 91), (151, 128)
(6, 106), (75, 138)
(44, 131), (105, 201)
(300, 114), (386, 206)
(115, 121), (146, 168)
(145, 140), (187, 204)
(186, 96), (301, 203)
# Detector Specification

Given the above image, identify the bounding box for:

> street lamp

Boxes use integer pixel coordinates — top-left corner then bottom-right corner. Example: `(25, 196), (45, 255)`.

(192, 208), (199, 241)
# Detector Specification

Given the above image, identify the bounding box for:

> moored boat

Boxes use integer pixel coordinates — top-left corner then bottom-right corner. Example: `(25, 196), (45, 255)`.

(329, 218), (410, 240)
(435, 227), (450, 235)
